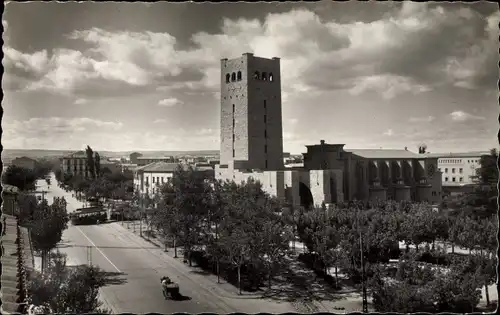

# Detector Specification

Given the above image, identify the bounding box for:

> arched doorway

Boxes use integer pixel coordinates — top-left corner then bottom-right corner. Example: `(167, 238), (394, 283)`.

(299, 182), (314, 210)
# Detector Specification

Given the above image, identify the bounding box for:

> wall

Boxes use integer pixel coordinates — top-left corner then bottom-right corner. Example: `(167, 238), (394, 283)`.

(138, 172), (174, 196)
(439, 156), (481, 185)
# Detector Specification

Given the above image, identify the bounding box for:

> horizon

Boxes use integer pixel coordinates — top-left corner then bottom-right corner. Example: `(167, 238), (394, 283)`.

(3, 2), (498, 153)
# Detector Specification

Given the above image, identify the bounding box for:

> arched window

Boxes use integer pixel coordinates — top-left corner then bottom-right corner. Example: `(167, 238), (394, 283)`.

(237, 71), (242, 81)
(231, 72), (236, 82)
(269, 73), (274, 82)
(225, 73), (230, 83)
(253, 71), (260, 80)
(262, 72), (267, 81)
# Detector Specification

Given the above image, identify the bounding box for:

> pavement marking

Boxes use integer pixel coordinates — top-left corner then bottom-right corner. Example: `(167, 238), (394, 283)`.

(75, 226), (122, 273)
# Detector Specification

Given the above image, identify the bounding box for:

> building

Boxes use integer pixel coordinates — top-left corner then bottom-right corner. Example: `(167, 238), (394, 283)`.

(61, 151), (90, 177)
(136, 156), (175, 166)
(215, 53), (442, 208)
(134, 162), (214, 197)
(11, 156), (37, 170)
(100, 160), (122, 175)
(129, 152), (143, 164)
(425, 151), (489, 196)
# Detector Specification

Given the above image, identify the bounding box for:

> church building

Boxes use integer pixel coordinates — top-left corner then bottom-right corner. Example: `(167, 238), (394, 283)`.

(215, 53), (442, 209)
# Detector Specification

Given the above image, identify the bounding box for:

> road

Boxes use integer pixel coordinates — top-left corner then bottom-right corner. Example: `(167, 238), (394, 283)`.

(36, 174), (296, 313)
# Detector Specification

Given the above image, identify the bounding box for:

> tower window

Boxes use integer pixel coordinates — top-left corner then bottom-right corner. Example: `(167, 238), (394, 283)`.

(232, 104), (235, 112)
(237, 71), (242, 81)
(264, 100), (267, 108)
(264, 115), (267, 123)
(231, 72), (236, 82)
(269, 73), (274, 82)
(264, 130), (267, 138)
(264, 145), (267, 153)
(265, 160), (268, 168)
(233, 149), (235, 157)
(225, 73), (230, 83)
(253, 71), (260, 80)
(262, 72), (267, 81)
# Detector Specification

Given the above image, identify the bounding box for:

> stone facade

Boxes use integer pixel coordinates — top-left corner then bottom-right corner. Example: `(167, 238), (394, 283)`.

(220, 53), (283, 171)
(215, 54), (442, 208)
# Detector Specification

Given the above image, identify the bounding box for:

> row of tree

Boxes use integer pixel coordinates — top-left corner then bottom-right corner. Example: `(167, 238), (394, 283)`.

(2, 163), (52, 191)
(147, 163), (497, 311)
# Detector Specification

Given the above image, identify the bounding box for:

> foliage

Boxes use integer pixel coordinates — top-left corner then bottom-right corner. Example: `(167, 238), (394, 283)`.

(29, 197), (69, 253)
(28, 251), (111, 314)
(86, 145), (96, 179)
(2, 165), (37, 190)
(474, 148), (498, 186)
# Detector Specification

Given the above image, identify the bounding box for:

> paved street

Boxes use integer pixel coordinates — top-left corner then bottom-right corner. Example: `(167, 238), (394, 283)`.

(35, 174), (296, 313)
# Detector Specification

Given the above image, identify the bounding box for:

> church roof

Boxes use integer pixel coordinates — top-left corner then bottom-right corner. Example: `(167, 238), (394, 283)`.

(346, 149), (422, 159)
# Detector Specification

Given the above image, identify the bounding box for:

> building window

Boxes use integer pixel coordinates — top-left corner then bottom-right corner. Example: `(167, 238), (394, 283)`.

(264, 115), (267, 123)
(438, 168), (441, 172)
(225, 74), (230, 83)
(264, 145), (267, 154)
(233, 104), (235, 113)
(265, 160), (268, 168)
(452, 177), (456, 182)
(264, 130), (267, 138)
(157, 177), (160, 183)
(432, 191), (436, 196)
(233, 149), (235, 158)
(232, 133), (235, 142)
(445, 177), (448, 181)
(161, 177), (164, 183)
(262, 72), (267, 81)
(459, 168), (463, 173)
(269, 73), (274, 82)
(237, 71), (242, 81)
(264, 100), (267, 108)
(452, 168), (455, 173)
(253, 71), (260, 80)
(445, 168), (448, 173)
(459, 177), (463, 182)
(231, 72), (236, 82)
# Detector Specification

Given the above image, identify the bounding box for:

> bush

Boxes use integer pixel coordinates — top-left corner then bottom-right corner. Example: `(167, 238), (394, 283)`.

(415, 250), (450, 266)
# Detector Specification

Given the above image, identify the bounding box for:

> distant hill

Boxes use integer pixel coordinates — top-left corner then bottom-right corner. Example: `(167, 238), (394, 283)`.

(1, 149), (220, 164)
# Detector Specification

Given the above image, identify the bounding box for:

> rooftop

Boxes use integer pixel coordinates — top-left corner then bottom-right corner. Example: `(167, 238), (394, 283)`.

(63, 151), (87, 158)
(424, 151), (491, 158)
(137, 162), (214, 173)
(137, 156), (174, 160)
(347, 149), (422, 159)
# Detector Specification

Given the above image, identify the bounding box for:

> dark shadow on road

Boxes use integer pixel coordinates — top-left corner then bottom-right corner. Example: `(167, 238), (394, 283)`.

(171, 293), (192, 301)
(97, 270), (128, 286)
(261, 259), (345, 304)
(189, 269), (212, 276)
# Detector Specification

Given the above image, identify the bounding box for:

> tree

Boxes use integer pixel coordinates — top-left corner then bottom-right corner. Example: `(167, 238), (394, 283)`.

(2, 165), (37, 190)
(94, 152), (101, 177)
(474, 148), (498, 186)
(86, 145), (95, 179)
(29, 198), (69, 273)
(28, 251), (111, 314)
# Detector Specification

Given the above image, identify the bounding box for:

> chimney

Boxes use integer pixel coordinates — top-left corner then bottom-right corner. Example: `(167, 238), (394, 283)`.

(320, 140), (325, 145)
(404, 146), (408, 151)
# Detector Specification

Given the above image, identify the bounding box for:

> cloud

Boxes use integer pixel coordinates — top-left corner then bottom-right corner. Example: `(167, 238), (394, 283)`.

(153, 119), (167, 124)
(74, 98), (88, 105)
(158, 98), (183, 107)
(195, 128), (216, 136)
(383, 129), (394, 136)
(2, 3), (496, 100)
(409, 115), (436, 123)
(449, 110), (485, 122)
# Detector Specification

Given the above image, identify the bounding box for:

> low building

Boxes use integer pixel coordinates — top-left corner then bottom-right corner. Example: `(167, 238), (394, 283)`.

(100, 160), (122, 175)
(424, 151), (489, 196)
(129, 152), (143, 164)
(134, 162), (214, 197)
(136, 156), (175, 166)
(11, 157), (37, 170)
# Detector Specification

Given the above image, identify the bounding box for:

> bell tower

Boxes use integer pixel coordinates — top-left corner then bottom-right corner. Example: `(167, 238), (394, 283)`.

(220, 53), (284, 170)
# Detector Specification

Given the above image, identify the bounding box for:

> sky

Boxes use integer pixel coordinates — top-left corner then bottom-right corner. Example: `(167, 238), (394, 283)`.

(2, 1), (498, 154)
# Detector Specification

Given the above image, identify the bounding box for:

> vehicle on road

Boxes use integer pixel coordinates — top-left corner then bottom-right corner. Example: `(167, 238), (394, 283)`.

(161, 276), (180, 299)
(70, 207), (107, 225)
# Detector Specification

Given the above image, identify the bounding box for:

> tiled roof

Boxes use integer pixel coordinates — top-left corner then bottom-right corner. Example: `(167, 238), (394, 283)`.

(2, 184), (20, 195)
(138, 162), (214, 173)
(347, 149), (422, 159)
(64, 151), (87, 158)
(137, 156), (174, 160)
(424, 151), (491, 158)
